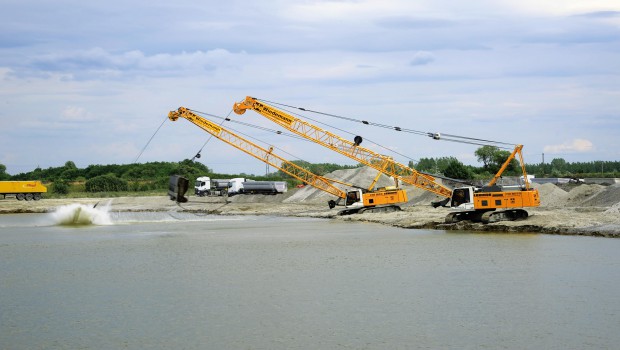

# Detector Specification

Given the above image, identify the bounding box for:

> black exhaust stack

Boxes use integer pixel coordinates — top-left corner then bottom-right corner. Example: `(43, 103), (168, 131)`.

(168, 175), (189, 203)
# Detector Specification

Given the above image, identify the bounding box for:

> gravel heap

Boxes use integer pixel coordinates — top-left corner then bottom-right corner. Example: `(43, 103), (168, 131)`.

(532, 183), (620, 209)
(285, 168), (620, 210)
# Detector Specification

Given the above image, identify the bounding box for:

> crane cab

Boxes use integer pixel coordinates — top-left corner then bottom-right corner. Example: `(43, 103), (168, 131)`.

(345, 189), (365, 208)
(450, 186), (475, 210)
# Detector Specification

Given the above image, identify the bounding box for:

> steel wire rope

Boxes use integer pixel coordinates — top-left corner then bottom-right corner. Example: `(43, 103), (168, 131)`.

(266, 102), (421, 164)
(258, 98), (515, 148)
(134, 115), (168, 163)
(187, 109), (318, 165)
(190, 109), (234, 161)
(189, 108), (311, 143)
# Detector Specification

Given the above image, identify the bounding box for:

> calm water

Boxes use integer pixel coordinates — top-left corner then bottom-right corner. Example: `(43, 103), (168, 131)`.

(1, 205), (620, 349)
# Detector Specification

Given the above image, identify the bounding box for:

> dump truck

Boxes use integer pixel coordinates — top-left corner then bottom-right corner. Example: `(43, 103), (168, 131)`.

(0, 181), (47, 200)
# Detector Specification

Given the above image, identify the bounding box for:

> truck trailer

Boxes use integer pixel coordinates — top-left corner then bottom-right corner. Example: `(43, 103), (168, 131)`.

(227, 178), (288, 196)
(240, 180), (288, 195)
(0, 181), (47, 200)
(194, 176), (230, 197)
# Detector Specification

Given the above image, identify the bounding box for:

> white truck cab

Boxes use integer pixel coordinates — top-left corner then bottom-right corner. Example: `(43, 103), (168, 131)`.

(228, 178), (247, 196)
(194, 176), (212, 196)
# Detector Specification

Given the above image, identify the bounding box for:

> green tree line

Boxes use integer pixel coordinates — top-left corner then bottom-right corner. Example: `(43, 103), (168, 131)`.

(411, 146), (620, 179)
(0, 159), (361, 196)
(1, 160), (213, 195)
(1, 146), (618, 195)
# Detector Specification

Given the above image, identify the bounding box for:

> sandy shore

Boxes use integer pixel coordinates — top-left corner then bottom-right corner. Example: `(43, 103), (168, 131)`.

(2, 193), (619, 237)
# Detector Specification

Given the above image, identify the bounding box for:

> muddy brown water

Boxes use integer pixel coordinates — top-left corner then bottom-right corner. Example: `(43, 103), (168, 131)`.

(1, 208), (620, 349)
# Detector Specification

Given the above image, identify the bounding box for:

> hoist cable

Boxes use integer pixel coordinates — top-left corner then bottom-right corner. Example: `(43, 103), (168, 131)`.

(257, 98), (515, 147)
(134, 115), (168, 163)
(280, 105), (419, 164)
(189, 108), (310, 142)
(188, 109), (312, 163)
(190, 110), (235, 161)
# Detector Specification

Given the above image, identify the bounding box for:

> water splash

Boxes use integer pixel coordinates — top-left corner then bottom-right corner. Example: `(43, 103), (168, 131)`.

(51, 201), (113, 226)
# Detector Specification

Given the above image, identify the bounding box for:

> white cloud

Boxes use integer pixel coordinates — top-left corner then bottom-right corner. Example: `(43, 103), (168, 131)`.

(544, 139), (594, 154)
(23, 48), (241, 80)
(61, 106), (94, 121)
(1, 0), (619, 175)
(494, 0), (620, 16)
(283, 0), (426, 23)
(0, 68), (11, 80)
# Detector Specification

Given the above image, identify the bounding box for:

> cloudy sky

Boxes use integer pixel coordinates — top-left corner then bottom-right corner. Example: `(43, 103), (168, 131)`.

(1, 0), (619, 176)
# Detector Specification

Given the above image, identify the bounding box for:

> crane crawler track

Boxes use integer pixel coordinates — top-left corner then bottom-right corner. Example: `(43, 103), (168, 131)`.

(445, 209), (529, 224)
(338, 205), (402, 216)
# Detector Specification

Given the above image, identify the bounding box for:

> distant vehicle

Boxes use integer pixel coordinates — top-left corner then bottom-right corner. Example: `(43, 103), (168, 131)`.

(228, 178), (288, 196)
(0, 181), (47, 200)
(227, 177), (246, 196)
(242, 180), (288, 195)
(194, 176), (230, 197)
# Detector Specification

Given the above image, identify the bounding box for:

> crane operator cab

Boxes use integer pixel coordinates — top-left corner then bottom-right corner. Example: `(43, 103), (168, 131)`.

(326, 188), (365, 211)
(345, 189), (364, 208)
(450, 186), (475, 210)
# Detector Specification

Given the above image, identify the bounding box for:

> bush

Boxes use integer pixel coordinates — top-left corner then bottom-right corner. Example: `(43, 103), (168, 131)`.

(85, 175), (129, 192)
(52, 180), (70, 195)
(443, 160), (473, 180)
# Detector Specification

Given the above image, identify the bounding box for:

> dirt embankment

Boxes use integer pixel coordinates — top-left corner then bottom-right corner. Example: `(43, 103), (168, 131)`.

(2, 167), (620, 237)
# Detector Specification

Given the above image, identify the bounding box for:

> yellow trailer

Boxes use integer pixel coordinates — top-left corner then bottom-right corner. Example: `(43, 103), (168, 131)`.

(0, 181), (47, 200)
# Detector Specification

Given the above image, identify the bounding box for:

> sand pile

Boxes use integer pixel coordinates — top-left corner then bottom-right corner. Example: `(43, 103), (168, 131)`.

(227, 191), (294, 204)
(282, 167), (620, 210)
(581, 184), (620, 208)
(533, 183), (568, 207)
(227, 167), (619, 212)
(531, 183), (620, 208)
(604, 202), (620, 215)
(405, 185), (446, 206)
(283, 184), (333, 204)
(565, 184), (605, 204)
(532, 183), (619, 208)
(284, 167), (398, 204)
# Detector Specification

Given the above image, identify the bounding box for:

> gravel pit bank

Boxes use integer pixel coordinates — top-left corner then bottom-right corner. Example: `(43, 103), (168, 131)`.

(2, 168), (619, 237)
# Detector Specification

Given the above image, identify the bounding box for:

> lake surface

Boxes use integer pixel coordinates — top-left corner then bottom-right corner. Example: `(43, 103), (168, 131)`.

(1, 205), (620, 349)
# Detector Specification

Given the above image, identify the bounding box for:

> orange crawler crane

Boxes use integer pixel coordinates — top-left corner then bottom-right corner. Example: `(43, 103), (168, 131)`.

(168, 107), (408, 215)
(233, 96), (540, 223)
